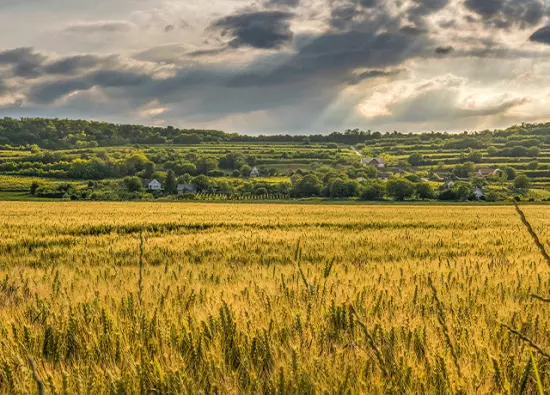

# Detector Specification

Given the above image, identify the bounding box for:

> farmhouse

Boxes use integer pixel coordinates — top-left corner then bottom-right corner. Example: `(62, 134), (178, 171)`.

(477, 168), (501, 178)
(147, 179), (162, 191)
(177, 184), (198, 194)
(250, 166), (260, 177)
(361, 158), (385, 168)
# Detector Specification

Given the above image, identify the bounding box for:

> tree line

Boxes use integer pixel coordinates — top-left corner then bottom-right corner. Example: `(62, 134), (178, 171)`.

(2, 117), (550, 149)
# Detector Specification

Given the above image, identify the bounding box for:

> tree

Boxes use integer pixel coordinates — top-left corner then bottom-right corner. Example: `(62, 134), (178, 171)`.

(454, 182), (472, 201)
(178, 173), (193, 184)
(453, 162), (475, 178)
(165, 170), (176, 194)
(527, 160), (539, 170)
(193, 175), (211, 191)
(291, 174), (323, 197)
(527, 146), (540, 157)
(240, 165), (252, 177)
(503, 167), (517, 180)
(196, 157), (218, 174)
(123, 176), (143, 192)
(510, 146), (529, 157)
(363, 165), (378, 179)
(360, 181), (385, 200)
(487, 146), (498, 156)
(408, 153), (424, 166)
(386, 178), (415, 201)
(329, 179), (360, 198)
(151, 171), (167, 183)
(514, 174), (530, 190)
(467, 151), (483, 163)
(30, 181), (40, 196)
(219, 153), (246, 170)
(416, 182), (434, 199)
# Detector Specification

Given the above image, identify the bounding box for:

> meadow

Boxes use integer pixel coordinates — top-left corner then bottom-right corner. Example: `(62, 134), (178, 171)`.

(1, 202), (550, 393)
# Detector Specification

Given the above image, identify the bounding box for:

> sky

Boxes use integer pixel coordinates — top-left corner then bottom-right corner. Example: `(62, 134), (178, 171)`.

(1, 0), (550, 135)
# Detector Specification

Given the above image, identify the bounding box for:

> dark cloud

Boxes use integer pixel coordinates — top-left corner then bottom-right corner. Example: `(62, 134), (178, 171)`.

(465, 0), (545, 29)
(264, 0), (300, 8)
(439, 19), (457, 29)
(29, 80), (92, 104)
(64, 21), (134, 34)
(435, 45), (454, 54)
(400, 25), (428, 35)
(0, 79), (8, 96)
(42, 55), (109, 75)
(408, 0), (449, 26)
(134, 44), (190, 63)
(329, 0), (381, 30)
(209, 11), (294, 49)
(530, 25), (550, 44)
(228, 29), (431, 88)
(28, 69), (152, 104)
(25, 24), (430, 119)
(348, 68), (403, 84)
(0, 48), (116, 79)
(0, 47), (46, 78)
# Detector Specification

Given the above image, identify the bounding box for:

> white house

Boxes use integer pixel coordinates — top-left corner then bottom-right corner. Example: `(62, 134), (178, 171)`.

(473, 187), (485, 200)
(361, 158), (385, 168)
(147, 179), (162, 191)
(250, 166), (260, 178)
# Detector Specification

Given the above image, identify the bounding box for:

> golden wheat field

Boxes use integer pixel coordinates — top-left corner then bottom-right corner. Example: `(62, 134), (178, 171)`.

(1, 202), (550, 394)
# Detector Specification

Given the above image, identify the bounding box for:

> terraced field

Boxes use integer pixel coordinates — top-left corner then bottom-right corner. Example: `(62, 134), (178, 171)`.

(1, 203), (550, 393)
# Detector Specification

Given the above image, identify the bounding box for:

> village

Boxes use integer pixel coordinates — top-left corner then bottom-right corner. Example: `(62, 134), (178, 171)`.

(140, 154), (513, 201)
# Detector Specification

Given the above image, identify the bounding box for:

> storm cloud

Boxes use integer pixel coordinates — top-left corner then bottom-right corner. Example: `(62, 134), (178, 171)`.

(0, 0), (550, 133)
(209, 11), (295, 49)
(264, 0), (301, 8)
(465, 0), (546, 29)
(530, 25), (550, 43)
(0, 47), (46, 78)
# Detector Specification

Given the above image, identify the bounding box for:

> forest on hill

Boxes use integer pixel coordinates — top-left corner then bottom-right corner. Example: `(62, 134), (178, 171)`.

(2, 117), (550, 149)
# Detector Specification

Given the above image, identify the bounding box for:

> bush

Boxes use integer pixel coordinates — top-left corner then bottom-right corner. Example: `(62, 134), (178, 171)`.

(386, 178), (415, 201)
(123, 176), (143, 192)
(404, 174), (421, 183)
(438, 189), (457, 201)
(416, 182), (434, 199)
(207, 169), (225, 177)
(255, 187), (268, 196)
(408, 153), (424, 166)
(503, 167), (517, 180)
(514, 174), (530, 190)
(360, 181), (385, 200)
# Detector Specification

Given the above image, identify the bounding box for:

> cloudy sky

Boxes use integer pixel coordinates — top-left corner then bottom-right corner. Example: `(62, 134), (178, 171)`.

(0, 0), (550, 134)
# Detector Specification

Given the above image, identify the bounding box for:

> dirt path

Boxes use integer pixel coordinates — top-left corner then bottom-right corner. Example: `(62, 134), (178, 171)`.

(350, 146), (362, 157)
